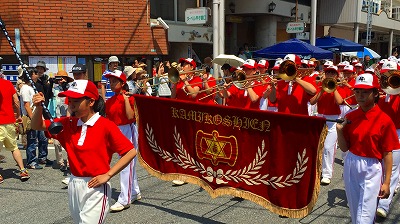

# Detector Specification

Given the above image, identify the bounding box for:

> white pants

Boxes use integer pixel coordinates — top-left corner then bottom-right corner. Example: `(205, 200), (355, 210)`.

(321, 114), (339, 179)
(266, 106), (277, 112)
(68, 176), (110, 224)
(117, 124), (140, 205)
(307, 102), (317, 116)
(259, 98), (268, 110)
(377, 129), (400, 213)
(344, 151), (382, 224)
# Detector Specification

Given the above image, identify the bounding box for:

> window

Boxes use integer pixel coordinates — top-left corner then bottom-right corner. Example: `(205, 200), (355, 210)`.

(178, 0), (197, 22)
(150, 0), (174, 20)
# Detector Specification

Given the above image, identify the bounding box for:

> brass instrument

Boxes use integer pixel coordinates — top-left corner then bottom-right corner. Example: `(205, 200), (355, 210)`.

(277, 60), (315, 81)
(380, 70), (400, 95)
(148, 67), (206, 87)
(322, 77), (343, 93)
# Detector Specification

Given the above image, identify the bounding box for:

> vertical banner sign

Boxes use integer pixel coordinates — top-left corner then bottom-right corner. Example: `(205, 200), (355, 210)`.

(14, 28), (20, 54)
(134, 96), (327, 218)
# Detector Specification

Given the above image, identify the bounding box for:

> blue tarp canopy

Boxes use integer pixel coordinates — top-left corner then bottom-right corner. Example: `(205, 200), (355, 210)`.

(253, 38), (333, 59)
(314, 36), (364, 52)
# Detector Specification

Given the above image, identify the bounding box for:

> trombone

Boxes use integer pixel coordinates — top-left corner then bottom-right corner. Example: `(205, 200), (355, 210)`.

(380, 70), (400, 95)
(147, 67), (206, 87)
(277, 60), (315, 81)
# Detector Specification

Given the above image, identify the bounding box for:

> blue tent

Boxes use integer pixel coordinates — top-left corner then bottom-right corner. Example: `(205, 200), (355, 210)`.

(253, 38), (333, 59)
(314, 36), (364, 52)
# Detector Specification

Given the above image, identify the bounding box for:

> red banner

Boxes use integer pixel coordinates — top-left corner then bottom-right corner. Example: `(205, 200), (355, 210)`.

(134, 95), (327, 218)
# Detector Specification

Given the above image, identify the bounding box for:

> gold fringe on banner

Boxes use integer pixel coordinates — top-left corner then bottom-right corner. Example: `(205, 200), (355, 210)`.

(135, 99), (329, 219)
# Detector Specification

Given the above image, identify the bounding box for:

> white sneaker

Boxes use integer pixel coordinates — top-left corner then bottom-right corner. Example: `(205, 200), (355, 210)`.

(131, 193), (142, 203)
(172, 180), (187, 186)
(110, 202), (130, 212)
(62, 177), (70, 185)
(376, 208), (387, 218)
(321, 178), (331, 185)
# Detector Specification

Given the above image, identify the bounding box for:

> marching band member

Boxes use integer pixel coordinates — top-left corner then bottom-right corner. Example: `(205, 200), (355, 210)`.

(197, 65), (217, 105)
(337, 73), (398, 224)
(339, 65), (358, 117)
(257, 59), (271, 110)
(376, 64), (400, 218)
(354, 62), (364, 75)
(303, 60), (320, 116)
(171, 58), (202, 102)
(103, 70), (142, 212)
(264, 59), (282, 112)
(309, 65), (343, 185)
(220, 59), (265, 109)
(269, 54), (317, 115)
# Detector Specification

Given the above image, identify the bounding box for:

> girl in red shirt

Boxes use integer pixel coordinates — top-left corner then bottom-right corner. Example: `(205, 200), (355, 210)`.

(337, 73), (398, 224)
(31, 80), (137, 224)
(310, 65), (344, 185)
(104, 70), (142, 212)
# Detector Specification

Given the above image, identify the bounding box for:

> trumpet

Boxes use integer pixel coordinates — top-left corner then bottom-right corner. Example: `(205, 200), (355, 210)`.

(322, 77), (344, 93)
(277, 60), (315, 81)
(380, 70), (400, 95)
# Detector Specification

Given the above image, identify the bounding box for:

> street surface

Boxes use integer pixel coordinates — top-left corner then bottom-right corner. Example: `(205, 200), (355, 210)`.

(0, 143), (399, 224)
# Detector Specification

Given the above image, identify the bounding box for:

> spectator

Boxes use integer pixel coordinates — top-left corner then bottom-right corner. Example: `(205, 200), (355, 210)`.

(0, 74), (30, 182)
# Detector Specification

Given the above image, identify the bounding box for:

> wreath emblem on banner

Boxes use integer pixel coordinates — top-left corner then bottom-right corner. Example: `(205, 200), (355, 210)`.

(145, 124), (308, 189)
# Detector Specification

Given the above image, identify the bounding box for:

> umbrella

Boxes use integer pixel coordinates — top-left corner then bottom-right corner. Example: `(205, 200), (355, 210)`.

(253, 38), (333, 59)
(357, 47), (381, 59)
(213, 54), (245, 67)
(342, 47), (381, 59)
(314, 36), (364, 52)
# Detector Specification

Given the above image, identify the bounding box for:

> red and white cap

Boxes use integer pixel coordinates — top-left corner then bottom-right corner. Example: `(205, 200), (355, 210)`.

(353, 73), (379, 89)
(364, 67), (375, 74)
(388, 56), (398, 62)
(308, 60), (316, 67)
(257, 59), (269, 68)
(323, 60), (333, 67)
(179, 58), (197, 68)
(241, 59), (257, 69)
(324, 65), (339, 74)
(301, 59), (309, 68)
(351, 58), (359, 64)
(379, 59), (388, 65)
(342, 65), (355, 73)
(104, 69), (127, 82)
(380, 61), (399, 73)
(354, 62), (363, 68)
(272, 58), (283, 70)
(283, 54), (301, 65)
(58, 80), (99, 100)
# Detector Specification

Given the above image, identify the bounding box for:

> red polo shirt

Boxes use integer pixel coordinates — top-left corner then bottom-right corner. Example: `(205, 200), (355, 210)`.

(105, 94), (135, 125)
(175, 76), (203, 101)
(378, 94), (400, 129)
(197, 76), (217, 105)
(45, 116), (133, 177)
(316, 86), (341, 115)
(343, 105), (399, 159)
(0, 79), (17, 125)
(226, 80), (265, 109)
(274, 80), (312, 115)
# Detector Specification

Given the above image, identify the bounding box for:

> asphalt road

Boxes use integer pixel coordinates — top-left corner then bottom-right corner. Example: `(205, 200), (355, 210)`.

(0, 144), (399, 224)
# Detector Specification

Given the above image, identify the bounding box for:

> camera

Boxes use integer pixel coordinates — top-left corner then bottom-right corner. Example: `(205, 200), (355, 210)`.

(157, 17), (169, 30)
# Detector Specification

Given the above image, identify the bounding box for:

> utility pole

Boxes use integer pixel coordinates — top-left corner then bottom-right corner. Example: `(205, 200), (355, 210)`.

(366, 0), (373, 46)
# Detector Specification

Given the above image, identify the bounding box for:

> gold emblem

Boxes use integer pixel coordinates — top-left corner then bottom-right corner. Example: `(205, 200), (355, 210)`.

(196, 130), (238, 166)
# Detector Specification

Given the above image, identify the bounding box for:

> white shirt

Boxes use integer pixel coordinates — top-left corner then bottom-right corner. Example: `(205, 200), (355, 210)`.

(20, 84), (35, 116)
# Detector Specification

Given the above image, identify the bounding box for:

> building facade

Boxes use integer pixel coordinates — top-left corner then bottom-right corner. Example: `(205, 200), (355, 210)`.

(0, 0), (168, 81)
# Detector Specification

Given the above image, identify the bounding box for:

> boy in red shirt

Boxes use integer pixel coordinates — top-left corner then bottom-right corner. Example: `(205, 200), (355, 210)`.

(337, 73), (398, 224)
(31, 80), (137, 223)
